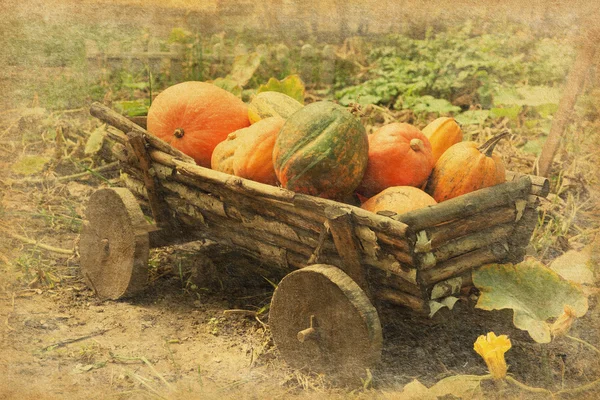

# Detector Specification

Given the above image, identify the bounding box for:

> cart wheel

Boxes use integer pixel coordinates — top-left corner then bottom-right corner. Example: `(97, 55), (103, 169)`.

(80, 188), (150, 300)
(269, 264), (382, 378)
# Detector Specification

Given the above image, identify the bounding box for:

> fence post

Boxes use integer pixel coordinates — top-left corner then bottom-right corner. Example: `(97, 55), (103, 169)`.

(321, 44), (336, 87)
(106, 40), (121, 71)
(130, 42), (144, 71)
(85, 40), (102, 79)
(274, 43), (290, 76)
(147, 38), (161, 76)
(169, 43), (185, 82)
(300, 44), (316, 86)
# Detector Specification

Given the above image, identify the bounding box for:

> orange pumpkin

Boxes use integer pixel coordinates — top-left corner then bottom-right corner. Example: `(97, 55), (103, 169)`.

(211, 131), (244, 175)
(422, 117), (463, 163)
(358, 123), (434, 198)
(425, 131), (509, 202)
(362, 186), (437, 215)
(233, 117), (285, 185)
(147, 81), (250, 167)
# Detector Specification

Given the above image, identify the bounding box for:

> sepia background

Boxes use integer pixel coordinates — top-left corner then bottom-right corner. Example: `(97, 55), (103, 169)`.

(1, 1), (599, 399)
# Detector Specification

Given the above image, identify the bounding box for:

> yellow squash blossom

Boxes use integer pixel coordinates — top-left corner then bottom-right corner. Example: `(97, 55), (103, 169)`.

(474, 332), (512, 379)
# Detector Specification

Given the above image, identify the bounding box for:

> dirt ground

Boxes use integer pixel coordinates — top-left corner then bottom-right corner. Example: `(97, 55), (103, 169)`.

(1, 83), (599, 400)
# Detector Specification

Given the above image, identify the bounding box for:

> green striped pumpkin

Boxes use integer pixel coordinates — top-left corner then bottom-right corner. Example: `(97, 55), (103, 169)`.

(272, 101), (368, 200)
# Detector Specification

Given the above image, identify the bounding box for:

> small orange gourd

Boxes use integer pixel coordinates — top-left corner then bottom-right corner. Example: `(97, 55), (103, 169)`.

(233, 117), (285, 185)
(361, 186), (437, 215)
(422, 117), (463, 163)
(425, 131), (509, 202)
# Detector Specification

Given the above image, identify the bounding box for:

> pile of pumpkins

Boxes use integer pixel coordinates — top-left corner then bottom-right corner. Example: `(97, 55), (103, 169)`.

(147, 81), (508, 216)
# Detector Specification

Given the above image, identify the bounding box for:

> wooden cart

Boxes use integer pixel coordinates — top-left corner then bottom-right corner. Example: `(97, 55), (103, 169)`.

(81, 102), (549, 378)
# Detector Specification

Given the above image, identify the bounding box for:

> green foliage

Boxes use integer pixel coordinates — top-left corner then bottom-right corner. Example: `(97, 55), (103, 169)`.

(113, 100), (150, 117)
(473, 261), (589, 343)
(211, 77), (243, 97)
(257, 74), (306, 104)
(335, 24), (573, 119)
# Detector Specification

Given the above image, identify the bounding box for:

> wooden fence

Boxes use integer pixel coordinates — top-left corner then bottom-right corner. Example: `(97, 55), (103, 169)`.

(85, 38), (340, 87)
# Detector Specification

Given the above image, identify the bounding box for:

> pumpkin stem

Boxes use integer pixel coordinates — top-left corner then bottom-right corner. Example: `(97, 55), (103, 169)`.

(174, 128), (185, 138)
(479, 131), (510, 157)
(410, 138), (425, 152)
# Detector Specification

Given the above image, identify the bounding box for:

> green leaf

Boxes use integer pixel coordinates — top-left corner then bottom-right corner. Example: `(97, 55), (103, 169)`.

(84, 124), (106, 156)
(490, 105), (522, 122)
(550, 247), (596, 286)
(534, 103), (559, 118)
(385, 376), (483, 400)
(257, 74), (305, 104)
(229, 52), (262, 87)
(429, 375), (483, 399)
(211, 77), (243, 98)
(494, 85), (561, 107)
(404, 95), (461, 115)
(113, 100), (149, 117)
(11, 156), (51, 176)
(473, 260), (589, 343)
(521, 138), (545, 156)
(455, 110), (490, 126)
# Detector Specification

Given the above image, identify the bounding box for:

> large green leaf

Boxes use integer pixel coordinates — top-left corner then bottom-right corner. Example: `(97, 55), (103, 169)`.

(494, 85), (561, 107)
(113, 100), (149, 117)
(11, 156), (51, 176)
(384, 376), (483, 400)
(84, 124), (106, 156)
(229, 52), (261, 87)
(550, 247), (596, 286)
(473, 261), (589, 343)
(257, 74), (305, 104)
(455, 110), (490, 126)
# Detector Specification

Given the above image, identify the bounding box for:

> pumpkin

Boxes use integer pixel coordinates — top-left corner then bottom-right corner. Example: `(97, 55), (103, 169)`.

(147, 81), (250, 167)
(358, 123), (434, 198)
(422, 117), (463, 163)
(361, 186), (437, 215)
(211, 131), (245, 175)
(273, 101), (368, 200)
(248, 91), (304, 124)
(425, 131), (509, 202)
(233, 117), (285, 185)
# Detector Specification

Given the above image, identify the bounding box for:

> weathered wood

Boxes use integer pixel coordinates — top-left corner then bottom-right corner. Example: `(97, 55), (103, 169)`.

(376, 288), (427, 313)
(428, 272), (472, 300)
(79, 188), (149, 300)
(128, 132), (173, 229)
(505, 171), (549, 197)
(326, 208), (369, 293)
(508, 202), (540, 262)
(90, 102), (194, 163)
(395, 177), (532, 231)
(173, 158), (297, 202)
(269, 265), (382, 377)
(431, 222), (515, 265)
(420, 242), (509, 286)
(374, 232), (411, 253)
(426, 205), (517, 249)
(127, 116), (147, 129)
(169, 155), (410, 239)
(369, 268), (422, 297)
